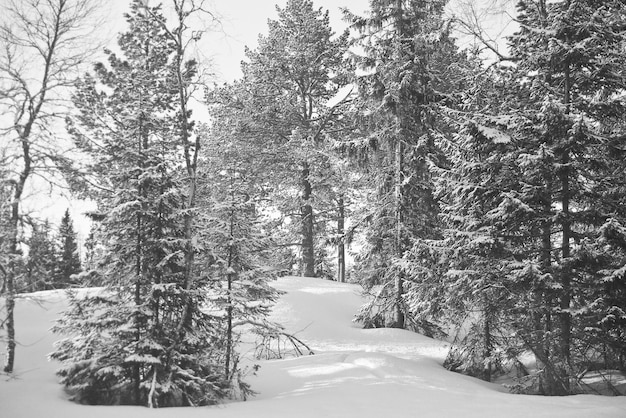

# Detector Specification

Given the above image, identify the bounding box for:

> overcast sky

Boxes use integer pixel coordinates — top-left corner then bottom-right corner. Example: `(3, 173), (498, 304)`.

(101, 0), (514, 82)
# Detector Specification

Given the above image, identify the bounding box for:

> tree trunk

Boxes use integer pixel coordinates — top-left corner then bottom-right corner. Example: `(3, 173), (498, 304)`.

(225, 272), (234, 380)
(225, 210), (235, 380)
(4, 133), (32, 373)
(560, 148), (572, 363)
(133, 211), (142, 404)
(133, 109), (148, 405)
(171, 3), (200, 333)
(225, 267), (234, 380)
(391, 0), (405, 330)
(301, 162), (315, 277)
(559, 58), (572, 393)
(483, 304), (492, 382)
(537, 165), (559, 394)
(3, 267), (15, 374)
(4, 203), (19, 373)
(337, 196), (345, 283)
(394, 137), (405, 329)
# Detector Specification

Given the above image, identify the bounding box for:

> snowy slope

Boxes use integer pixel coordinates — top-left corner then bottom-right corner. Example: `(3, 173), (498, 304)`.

(2, 277), (626, 418)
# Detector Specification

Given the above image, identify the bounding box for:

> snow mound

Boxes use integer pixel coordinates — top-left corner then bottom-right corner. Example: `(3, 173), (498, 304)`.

(2, 277), (626, 417)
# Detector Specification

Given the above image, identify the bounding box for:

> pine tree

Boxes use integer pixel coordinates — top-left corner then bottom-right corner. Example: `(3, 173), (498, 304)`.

(230, 0), (350, 277)
(54, 209), (82, 288)
(51, 1), (229, 406)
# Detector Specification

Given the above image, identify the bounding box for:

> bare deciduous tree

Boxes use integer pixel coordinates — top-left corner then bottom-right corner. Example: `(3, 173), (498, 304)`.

(0, 0), (101, 374)
(449, 0), (517, 62)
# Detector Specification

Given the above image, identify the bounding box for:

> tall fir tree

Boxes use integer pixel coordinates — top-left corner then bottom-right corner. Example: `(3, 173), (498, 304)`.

(508, 0), (626, 393)
(436, 84), (532, 381)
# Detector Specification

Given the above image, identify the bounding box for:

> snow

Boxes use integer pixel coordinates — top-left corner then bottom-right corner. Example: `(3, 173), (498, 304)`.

(2, 277), (626, 418)
(475, 124), (511, 144)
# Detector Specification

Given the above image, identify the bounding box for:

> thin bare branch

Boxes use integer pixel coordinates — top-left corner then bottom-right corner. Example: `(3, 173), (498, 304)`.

(449, 0), (517, 62)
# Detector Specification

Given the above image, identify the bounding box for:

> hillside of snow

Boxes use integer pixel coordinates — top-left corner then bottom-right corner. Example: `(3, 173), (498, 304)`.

(2, 276), (626, 417)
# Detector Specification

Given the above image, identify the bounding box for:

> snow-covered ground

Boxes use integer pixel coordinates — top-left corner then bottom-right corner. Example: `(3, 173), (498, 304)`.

(2, 277), (626, 417)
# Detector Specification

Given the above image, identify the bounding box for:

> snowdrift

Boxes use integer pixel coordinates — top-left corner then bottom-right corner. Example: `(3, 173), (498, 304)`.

(2, 277), (626, 417)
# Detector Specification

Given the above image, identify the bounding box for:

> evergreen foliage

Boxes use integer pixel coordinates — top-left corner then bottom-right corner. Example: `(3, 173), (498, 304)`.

(437, 107), (528, 383)
(15, 210), (81, 292)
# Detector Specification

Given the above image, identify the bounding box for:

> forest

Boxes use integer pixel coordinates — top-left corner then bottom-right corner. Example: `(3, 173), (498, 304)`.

(1, 0), (625, 408)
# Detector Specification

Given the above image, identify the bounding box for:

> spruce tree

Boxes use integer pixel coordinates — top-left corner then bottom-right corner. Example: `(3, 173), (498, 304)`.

(82, 223), (99, 271)
(437, 113), (516, 381)
(584, 125), (626, 372)
(441, 0), (626, 393)
(55, 209), (82, 288)
(24, 220), (58, 291)
(507, 0), (626, 393)
(345, 0), (458, 330)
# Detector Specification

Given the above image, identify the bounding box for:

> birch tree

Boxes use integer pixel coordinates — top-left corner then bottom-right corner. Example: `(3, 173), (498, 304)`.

(0, 0), (100, 374)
